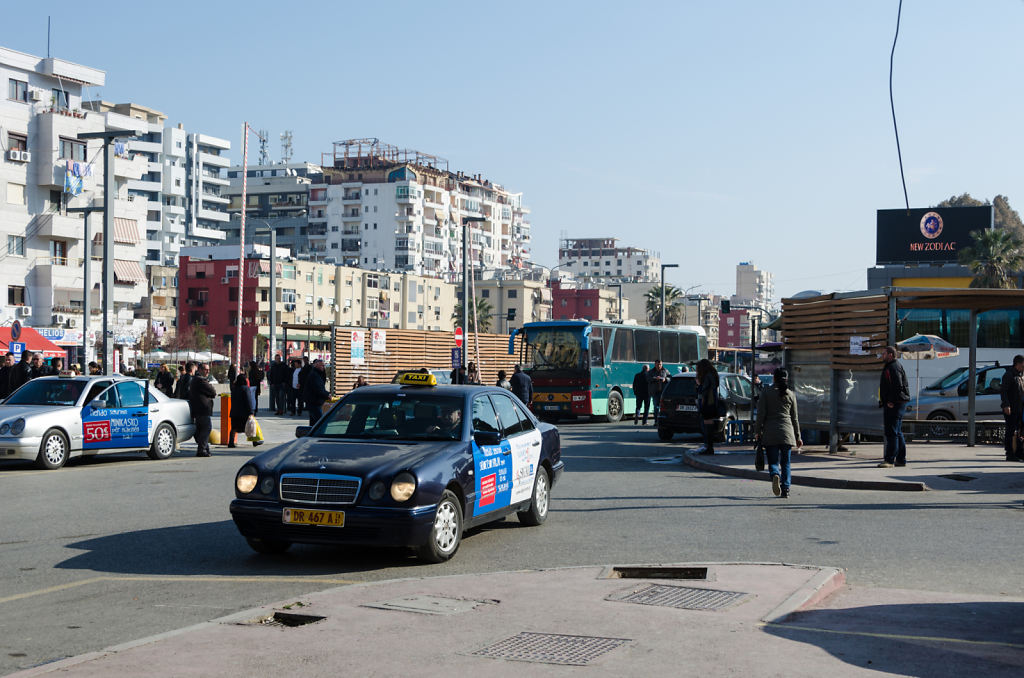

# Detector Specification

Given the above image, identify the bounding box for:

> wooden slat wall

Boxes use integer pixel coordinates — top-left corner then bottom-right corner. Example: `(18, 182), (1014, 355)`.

(331, 327), (520, 395)
(780, 294), (890, 369)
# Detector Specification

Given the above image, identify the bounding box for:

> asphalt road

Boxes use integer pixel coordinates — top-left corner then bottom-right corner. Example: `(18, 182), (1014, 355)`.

(1, 409), (1021, 675)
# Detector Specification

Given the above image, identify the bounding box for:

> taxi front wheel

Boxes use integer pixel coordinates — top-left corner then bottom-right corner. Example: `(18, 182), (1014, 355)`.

(517, 466), (550, 526)
(36, 429), (69, 470)
(416, 490), (462, 563)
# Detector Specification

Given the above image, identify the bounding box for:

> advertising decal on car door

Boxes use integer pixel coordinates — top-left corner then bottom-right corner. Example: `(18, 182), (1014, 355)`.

(472, 438), (512, 517)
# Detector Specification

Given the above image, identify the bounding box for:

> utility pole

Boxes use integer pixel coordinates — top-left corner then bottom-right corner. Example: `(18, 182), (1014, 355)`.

(66, 204), (102, 367)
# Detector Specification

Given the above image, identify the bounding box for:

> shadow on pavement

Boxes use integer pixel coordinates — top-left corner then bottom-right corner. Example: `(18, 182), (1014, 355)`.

(55, 521), (429, 577)
(765, 601), (1024, 677)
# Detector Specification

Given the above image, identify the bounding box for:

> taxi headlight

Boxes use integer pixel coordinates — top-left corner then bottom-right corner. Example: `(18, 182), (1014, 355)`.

(236, 465), (259, 494)
(10, 419), (25, 436)
(368, 480), (386, 500)
(0, 423), (9, 435)
(260, 476), (276, 495)
(390, 472), (416, 502)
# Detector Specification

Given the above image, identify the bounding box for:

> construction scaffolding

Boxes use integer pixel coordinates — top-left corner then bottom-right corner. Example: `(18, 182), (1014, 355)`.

(320, 138), (449, 173)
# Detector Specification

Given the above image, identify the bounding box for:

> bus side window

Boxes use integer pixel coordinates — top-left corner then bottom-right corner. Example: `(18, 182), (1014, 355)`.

(590, 337), (605, 367)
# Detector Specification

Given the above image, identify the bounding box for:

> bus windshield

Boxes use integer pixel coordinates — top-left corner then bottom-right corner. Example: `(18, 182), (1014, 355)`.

(526, 329), (584, 371)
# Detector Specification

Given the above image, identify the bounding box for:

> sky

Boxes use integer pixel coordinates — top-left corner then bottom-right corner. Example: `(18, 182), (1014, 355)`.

(6, 1), (1024, 301)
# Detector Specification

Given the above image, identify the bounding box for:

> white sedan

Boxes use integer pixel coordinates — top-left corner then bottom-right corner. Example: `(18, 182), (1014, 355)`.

(0, 375), (196, 470)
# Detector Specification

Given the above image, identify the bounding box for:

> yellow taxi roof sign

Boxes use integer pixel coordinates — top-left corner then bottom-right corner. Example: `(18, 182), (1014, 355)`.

(399, 372), (437, 387)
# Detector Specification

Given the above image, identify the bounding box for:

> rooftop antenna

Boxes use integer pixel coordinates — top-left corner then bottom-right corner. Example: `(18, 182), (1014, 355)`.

(280, 130), (293, 164)
(257, 128), (270, 165)
(47, 16), (51, 57)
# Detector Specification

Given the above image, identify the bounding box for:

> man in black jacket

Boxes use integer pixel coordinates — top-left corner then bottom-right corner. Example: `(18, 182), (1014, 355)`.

(0, 353), (14, 399)
(878, 346), (910, 467)
(632, 364), (650, 425)
(173, 362), (195, 400)
(303, 359), (330, 426)
(509, 364), (533, 407)
(268, 354), (289, 416)
(189, 363), (217, 457)
(9, 352), (34, 394)
(999, 354), (1024, 462)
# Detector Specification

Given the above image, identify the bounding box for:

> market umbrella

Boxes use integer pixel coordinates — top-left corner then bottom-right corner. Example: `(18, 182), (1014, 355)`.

(896, 334), (960, 415)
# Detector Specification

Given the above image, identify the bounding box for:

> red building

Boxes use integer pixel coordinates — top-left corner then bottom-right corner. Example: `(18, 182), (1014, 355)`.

(718, 309), (751, 347)
(550, 281), (602, 321)
(177, 255), (261, 362)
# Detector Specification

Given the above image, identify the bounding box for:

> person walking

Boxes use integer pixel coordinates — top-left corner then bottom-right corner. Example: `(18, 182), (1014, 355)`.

(695, 359), (721, 455)
(0, 353), (14, 400)
(632, 364), (650, 425)
(269, 354), (288, 415)
(648, 359), (670, 423)
(228, 373), (254, 448)
(509, 364), (533, 406)
(297, 357), (312, 415)
(304, 359), (330, 426)
(999, 354), (1024, 462)
(155, 364), (174, 396)
(878, 345), (910, 468)
(495, 370), (512, 390)
(189, 363), (216, 457)
(288, 358), (301, 415)
(755, 368), (802, 498)
(247, 361), (263, 415)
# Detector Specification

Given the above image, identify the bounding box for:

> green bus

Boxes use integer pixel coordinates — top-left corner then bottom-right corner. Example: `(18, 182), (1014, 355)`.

(509, 320), (708, 422)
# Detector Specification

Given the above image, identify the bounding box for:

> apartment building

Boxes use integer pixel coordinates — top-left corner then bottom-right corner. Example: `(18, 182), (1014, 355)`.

(469, 271), (553, 334)
(1, 47), (153, 362)
(137, 264), (179, 344)
(732, 261), (774, 310)
(557, 238), (661, 282)
(223, 162), (323, 257)
(550, 280), (627, 323)
(311, 139), (531, 276)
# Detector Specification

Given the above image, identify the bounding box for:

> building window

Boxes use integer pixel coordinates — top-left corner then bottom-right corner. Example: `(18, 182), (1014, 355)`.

(7, 132), (27, 152)
(560, 299), (568, 307)
(584, 299), (592, 307)
(373, 223), (377, 229)
(59, 138), (87, 162)
(8, 79), (28, 102)
(7, 183), (26, 205)
(8, 285), (26, 305)
(229, 287), (238, 301)
(261, 290), (268, 302)
(481, 289), (490, 298)
(508, 289), (517, 298)
(52, 88), (69, 108)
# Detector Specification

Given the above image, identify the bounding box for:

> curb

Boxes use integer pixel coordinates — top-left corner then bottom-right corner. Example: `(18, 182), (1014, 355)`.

(761, 566), (846, 624)
(681, 450), (929, 492)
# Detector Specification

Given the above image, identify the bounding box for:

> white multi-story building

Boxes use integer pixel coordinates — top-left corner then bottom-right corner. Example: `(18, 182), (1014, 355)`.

(557, 238), (660, 282)
(310, 139), (531, 276)
(1, 47), (152, 359)
(187, 132), (231, 241)
(223, 162), (322, 257)
(732, 261), (774, 311)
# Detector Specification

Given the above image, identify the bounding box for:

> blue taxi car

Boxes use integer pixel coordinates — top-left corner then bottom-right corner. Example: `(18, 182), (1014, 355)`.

(229, 373), (564, 562)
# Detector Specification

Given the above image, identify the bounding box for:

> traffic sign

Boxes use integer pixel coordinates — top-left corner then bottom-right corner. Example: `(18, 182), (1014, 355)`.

(451, 347), (462, 369)
(454, 327), (464, 348)
(10, 320), (21, 342)
(9, 342), (25, 360)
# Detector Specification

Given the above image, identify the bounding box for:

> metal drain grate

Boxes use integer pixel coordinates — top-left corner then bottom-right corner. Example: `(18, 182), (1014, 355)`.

(607, 584), (749, 610)
(470, 632), (631, 666)
(243, 612), (326, 627)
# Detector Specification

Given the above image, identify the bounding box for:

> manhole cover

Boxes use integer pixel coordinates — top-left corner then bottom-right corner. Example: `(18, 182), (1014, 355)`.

(469, 632), (630, 666)
(363, 595), (496, 615)
(242, 612), (325, 627)
(607, 584), (749, 610)
(939, 474), (977, 482)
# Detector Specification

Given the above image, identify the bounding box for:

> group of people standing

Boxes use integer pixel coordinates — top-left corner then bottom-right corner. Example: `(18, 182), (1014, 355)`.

(0, 352), (69, 398)
(631, 360), (670, 425)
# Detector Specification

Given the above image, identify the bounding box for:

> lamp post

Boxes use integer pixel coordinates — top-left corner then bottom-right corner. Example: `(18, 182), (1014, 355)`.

(66, 203), (102, 367)
(77, 129), (138, 375)
(660, 263), (679, 326)
(460, 216), (486, 340)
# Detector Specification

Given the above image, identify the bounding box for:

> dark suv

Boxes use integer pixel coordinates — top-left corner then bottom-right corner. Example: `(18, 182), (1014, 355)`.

(656, 372), (755, 442)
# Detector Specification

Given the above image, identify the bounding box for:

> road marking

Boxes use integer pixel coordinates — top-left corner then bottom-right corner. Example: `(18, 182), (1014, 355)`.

(762, 621), (1024, 650)
(0, 575), (363, 606)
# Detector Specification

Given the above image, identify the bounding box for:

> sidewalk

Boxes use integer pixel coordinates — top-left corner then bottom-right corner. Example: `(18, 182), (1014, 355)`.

(12, 562), (1023, 677)
(680, 439), (1024, 492)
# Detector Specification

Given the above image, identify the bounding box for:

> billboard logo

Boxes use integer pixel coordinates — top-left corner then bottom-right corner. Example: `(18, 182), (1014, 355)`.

(920, 212), (943, 239)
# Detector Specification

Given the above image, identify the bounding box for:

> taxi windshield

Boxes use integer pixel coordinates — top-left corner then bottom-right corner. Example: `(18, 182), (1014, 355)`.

(315, 393), (465, 441)
(6, 379), (87, 406)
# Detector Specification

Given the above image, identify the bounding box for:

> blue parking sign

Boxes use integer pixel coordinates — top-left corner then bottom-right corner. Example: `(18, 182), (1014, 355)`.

(10, 342), (25, 360)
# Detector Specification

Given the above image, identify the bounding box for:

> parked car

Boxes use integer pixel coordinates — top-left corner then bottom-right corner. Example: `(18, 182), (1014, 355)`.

(655, 371), (755, 442)
(230, 374), (564, 562)
(906, 364), (1007, 424)
(0, 375), (196, 469)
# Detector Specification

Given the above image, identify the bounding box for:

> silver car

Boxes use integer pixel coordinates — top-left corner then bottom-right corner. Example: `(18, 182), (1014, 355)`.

(905, 364), (1007, 423)
(0, 376), (196, 470)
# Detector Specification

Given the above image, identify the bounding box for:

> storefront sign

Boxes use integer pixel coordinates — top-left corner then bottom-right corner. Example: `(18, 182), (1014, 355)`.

(876, 206), (992, 265)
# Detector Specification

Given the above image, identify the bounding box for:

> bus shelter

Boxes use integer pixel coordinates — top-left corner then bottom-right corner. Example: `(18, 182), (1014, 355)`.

(781, 287), (1024, 450)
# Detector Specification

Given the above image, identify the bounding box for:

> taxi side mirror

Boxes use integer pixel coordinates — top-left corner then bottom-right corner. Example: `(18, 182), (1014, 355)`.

(295, 426), (311, 438)
(90, 399), (104, 410)
(473, 430), (502, 446)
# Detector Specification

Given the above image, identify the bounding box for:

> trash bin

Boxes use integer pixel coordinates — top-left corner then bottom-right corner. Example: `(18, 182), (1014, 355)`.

(219, 393), (232, 445)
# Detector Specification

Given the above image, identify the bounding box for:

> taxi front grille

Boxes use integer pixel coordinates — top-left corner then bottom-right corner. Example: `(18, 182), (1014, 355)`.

(280, 474), (361, 504)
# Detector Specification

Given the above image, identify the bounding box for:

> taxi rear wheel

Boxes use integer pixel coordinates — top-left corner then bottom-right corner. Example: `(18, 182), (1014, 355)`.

(36, 429), (69, 470)
(148, 423), (176, 460)
(517, 466), (550, 526)
(416, 490), (462, 563)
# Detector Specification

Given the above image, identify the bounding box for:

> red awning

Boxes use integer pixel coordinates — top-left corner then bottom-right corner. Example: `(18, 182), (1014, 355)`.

(0, 327), (67, 358)
(113, 259), (146, 283)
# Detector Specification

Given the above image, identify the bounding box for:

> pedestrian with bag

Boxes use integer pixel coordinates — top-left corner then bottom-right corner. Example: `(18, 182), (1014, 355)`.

(999, 354), (1024, 462)
(228, 373), (253, 448)
(755, 367), (802, 498)
(247, 361), (263, 415)
(695, 359), (722, 455)
(878, 345), (911, 468)
(189, 363), (216, 457)
(633, 364), (650, 425)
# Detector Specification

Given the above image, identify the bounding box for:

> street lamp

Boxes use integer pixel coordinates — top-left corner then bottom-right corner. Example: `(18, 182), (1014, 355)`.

(461, 216), (486, 342)
(66, 203), (103, 367)
(660, 263), (679, 326)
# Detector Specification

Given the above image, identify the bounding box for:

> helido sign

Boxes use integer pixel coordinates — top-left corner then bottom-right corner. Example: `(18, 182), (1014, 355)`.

(454, 327), (464, 348)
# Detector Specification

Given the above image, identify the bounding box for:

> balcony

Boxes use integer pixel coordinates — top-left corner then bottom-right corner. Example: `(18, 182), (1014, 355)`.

(197, 208), (229, 223)
(114, 154), (148, 180)
(34, 213), (85, 241)
(127, 178), (161, 193)
(198, 151), (230, 168)
(130, 140), (162, 154)
(342, 193), (361, 203)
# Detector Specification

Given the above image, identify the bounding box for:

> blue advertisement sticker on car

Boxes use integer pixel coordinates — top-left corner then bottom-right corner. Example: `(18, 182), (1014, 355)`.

(472, 438), (512, 517)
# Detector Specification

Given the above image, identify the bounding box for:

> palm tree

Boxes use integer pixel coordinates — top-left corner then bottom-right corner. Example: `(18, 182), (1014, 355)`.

(958, 228), (1024, 289)
(645, 285), (684, 325)
(452, 296), (494, 333)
